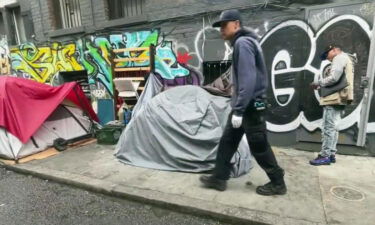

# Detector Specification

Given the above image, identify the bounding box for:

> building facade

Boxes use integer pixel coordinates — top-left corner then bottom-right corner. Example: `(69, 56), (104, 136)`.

(1, 0), (375, 155)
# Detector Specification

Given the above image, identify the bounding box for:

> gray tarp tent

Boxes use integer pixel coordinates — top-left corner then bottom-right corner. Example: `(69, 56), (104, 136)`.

(115, 74), (252, 177)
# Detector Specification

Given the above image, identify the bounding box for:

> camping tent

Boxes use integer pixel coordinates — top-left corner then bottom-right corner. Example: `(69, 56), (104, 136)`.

(115, 74), (252, 177)
(0, 76), (98, 159)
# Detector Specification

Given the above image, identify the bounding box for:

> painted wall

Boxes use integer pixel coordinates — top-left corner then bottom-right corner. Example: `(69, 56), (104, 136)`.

(189, 2), (375, 154)
(261, 15), (372, 147)
(10, 29), (201, 99)
(3, 1), (375, 153)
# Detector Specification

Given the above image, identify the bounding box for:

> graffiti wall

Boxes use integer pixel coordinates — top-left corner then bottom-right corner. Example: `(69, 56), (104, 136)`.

(9, 29), (201, 98)
(5, 1), (375, 152)
(11, 42), (84, 82)
(189, 9), (372, 137)
(261, 15), (371, 134)
(175, 3), (373, 152)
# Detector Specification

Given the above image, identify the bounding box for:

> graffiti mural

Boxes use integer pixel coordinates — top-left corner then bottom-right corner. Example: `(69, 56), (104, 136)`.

(0, 36), (11, 75)
(9, 29), (201, 97)
(10, 42), (83, 83)
(76, 37), (113, 96)
(155, 41), (191, 79)
(259, 15), (371, 134)
(108, 29), (201, 89)
(7, 9), (372, 140)
(191, 13), (373, 137)
(110, 30), (158, 68)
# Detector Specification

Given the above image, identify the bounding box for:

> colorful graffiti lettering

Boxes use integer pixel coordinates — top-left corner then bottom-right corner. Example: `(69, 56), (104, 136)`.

(192, 14), (373, 137)
(10, 42), (83, 83)
(76, 37), (113, 96)
(110, 30), (158, 68)
(155, 41), (190, 79)
(259, 15), (371, 134)
(9, 29), (199, 97)
(109, 30), (191, 79)
(156, 64), (201, 88)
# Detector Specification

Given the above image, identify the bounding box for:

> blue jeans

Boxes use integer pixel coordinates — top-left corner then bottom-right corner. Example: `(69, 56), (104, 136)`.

(320, 106), (342, 157)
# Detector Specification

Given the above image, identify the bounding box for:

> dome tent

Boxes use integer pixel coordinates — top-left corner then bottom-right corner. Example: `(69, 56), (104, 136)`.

(0, 76), (98, 159)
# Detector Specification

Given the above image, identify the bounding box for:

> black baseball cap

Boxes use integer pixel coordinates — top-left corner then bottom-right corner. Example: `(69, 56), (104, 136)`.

(320, 45), (336, 60)
(212, 9), (242, 27)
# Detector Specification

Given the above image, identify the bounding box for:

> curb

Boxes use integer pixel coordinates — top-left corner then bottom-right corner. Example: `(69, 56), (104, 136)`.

(1, 163), (323, 225)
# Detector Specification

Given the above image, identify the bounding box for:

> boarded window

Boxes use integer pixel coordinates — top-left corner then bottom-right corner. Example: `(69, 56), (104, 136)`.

(7, 6), (27, 45)
(108, 0), (145, 20)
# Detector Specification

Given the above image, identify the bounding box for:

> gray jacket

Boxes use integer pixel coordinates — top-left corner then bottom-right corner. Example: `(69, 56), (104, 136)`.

(230, 29), (268, 116)
(319, 52), (356, 106)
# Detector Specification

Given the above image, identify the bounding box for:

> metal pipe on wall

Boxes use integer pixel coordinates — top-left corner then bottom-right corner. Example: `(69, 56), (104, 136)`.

(357, 14), (375, 147)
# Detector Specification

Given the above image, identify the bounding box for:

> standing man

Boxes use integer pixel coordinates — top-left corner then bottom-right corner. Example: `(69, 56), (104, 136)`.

(309, 45), (355, 166)
(199, 9), (286, 196)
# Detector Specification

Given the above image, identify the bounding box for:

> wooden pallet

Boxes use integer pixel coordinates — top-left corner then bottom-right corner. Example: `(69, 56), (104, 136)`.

(113, 57), (149, 62)
(114, 67), (151, 72)
(112, 46), (155, 106)
(113, 47), (149, 53)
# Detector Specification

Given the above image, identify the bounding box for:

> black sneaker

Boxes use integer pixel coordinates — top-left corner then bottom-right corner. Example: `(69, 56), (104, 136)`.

(256, 182), (287, 196)
(330, 154), (336, 163)
(199, 175), (227, 191)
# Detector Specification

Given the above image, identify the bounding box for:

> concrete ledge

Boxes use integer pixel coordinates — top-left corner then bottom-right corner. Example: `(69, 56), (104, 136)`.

(48, 26), (86, 38)
(97, 15), (148, 29)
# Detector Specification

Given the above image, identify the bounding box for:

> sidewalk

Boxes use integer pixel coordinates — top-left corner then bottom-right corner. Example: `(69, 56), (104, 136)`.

(2, 143), (374, 225)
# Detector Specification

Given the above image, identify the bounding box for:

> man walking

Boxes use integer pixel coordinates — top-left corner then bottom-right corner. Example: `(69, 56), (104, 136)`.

(309, 45), (355, 166)
(199, 9), (286, 196)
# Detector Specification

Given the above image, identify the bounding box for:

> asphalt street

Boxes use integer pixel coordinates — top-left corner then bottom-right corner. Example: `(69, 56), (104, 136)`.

(0, 167), (231, 225)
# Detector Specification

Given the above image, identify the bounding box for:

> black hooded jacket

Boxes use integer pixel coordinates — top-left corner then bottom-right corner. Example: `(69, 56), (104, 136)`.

(230, 28), (268, 116)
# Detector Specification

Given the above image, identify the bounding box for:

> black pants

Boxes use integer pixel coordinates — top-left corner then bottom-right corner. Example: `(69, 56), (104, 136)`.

(213, 105), (285, 184)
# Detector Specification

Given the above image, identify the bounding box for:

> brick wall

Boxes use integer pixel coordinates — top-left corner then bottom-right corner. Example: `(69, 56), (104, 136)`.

(145, 0), (265, 21)
(23, 0), (108, 41)
(23, 0), (275, 42)
(26, 0), (53, 42)
(28, 0), (42, 41)
(15, 0), (373, 43)
(80, 0), (94, 28)
(92, 0), (108, 28)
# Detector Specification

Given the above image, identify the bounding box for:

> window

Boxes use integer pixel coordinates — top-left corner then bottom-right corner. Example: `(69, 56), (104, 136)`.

(53, 0), (82, 29)
(7, 6), (26, 45)
(108, 0), (145, 20)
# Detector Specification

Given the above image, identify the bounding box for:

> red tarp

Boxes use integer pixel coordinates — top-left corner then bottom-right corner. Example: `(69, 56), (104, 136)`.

(0, 76), (98, 143)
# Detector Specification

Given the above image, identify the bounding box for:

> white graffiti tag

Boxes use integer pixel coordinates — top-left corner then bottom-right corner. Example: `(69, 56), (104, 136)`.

(260, 15), (372, 133)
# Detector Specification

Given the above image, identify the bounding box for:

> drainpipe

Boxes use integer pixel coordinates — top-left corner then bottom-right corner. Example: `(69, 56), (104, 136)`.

(357, 14), (375, 147)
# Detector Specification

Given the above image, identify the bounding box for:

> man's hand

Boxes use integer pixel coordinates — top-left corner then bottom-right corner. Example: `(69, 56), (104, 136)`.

(231, 115), (243, 128)
(310, 82), (320, 90)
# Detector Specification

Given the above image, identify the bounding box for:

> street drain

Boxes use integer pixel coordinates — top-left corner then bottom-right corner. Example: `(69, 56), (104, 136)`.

(330, 186), (365, 202)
